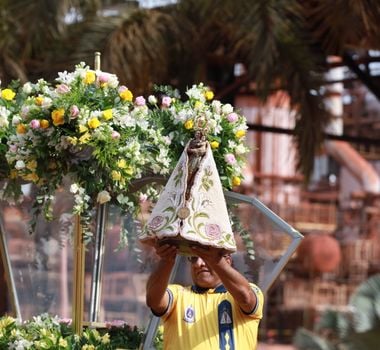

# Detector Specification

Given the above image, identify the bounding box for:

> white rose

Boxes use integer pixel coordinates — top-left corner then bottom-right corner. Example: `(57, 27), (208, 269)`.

(22, 82), (33, 94)
(15, 160), (25, 170)
(235, 144), (247, 155)
(221, 103), (233, 114)
(12, 115), (21, 126)
(70, 183), (79, 194)
(97, 190), (111, 204)
(0, 113), (9, 128)
(148, 95), (157, 104)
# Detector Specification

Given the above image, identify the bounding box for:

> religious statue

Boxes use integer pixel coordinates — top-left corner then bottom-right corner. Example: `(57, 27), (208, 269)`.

(139, 130), (236, 255)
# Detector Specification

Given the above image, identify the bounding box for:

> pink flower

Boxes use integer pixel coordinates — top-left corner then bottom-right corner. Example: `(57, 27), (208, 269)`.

(20, 106), (30, 118)
(149, 216), (165, 230)
(106, 320), (126, 328)
(30, 119), (40, 129)
(161, 96), (172, 108)
(70, 105), (79, 118)
(98, 73), (109, 84)
(227, 112), (238, 123)
(205, 224), (222, 240)
(139, 193), (148, 203)
(9, 144), (17, 152)
(56, 84), (70, 94)
(111, 130), (120, 139)
(135, 96), (146, 106)
(118, 85), (127, 93)
(224, 153), (236, 164)
(59, 318), (72, 325)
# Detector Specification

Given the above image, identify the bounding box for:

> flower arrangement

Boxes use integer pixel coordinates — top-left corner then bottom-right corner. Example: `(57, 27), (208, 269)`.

(0, 63), (172, 238)
(0, 313), (162, 349)
(0, 63), (249, 242)
(149, 83), (249, 189)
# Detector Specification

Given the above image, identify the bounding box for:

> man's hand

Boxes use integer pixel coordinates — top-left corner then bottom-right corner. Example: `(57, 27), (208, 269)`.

(190, 245), (228, 266)
(154, 241), (178, 264)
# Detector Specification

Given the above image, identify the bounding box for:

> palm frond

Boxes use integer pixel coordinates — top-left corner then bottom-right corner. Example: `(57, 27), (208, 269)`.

(349, 273), (380, 333)
(305, 0), (380, 54)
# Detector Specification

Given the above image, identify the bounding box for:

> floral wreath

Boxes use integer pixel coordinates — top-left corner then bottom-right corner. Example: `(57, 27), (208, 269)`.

(0, 62), (249, 242)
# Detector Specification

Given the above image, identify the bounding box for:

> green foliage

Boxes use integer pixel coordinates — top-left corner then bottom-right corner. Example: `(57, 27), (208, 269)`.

(293, 274), (380, 350)
(0, 313), (162, 350)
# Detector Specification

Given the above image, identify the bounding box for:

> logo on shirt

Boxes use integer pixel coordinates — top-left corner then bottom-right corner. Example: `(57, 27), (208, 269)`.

(220, 308), (232, 325)
(183, 304), (195, 323)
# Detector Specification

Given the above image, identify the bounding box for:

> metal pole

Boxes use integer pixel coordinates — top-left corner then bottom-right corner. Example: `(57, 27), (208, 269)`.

(0, 219), (21, 320)
(72, 215), (85, 335)
(89, 203), (108, 322)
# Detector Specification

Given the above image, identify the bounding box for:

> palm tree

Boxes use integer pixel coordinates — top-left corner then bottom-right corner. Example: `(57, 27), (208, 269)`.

(1, 0), (380, 179)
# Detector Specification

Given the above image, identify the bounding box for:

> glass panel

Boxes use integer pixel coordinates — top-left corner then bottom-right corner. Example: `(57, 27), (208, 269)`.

(0, 182), (93, 321)
(97, 205), (153, 328)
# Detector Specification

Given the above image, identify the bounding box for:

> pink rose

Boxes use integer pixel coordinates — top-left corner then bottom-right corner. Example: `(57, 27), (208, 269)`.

(161, 96), (172, 108)
(70, 105), (79, 118)
(227, 112), (238, 123)
(224, 153), (236, 165)
(205, 224), (222, 240)
(30, 119), (40, 129)
(118, 85), (127, 93)
(135, 96), (146, 106)
(111, 130), (120, 139)
(56, 84), (70, 94)
(98, 73), (109, 84)
(139, 193), (148, 203)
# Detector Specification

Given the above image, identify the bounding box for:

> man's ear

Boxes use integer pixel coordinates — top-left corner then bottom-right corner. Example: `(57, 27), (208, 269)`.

(225, 254), (233, 266)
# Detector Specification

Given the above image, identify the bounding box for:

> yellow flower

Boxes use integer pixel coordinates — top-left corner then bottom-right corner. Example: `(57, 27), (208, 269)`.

(210, 141), (219, 149)
(194, 101), (203, 109)
(103, 109), (113, 120)
(35, 96), (44, 106)
(26, 160), (37, 171)
(0, 316), (15, 329)
(23, 173), (39, 183)
(79, 132), (91, 144)
(16, 124), (27, 134)
(88, 117), (100, 129)
(125, 166), (134, 175)
(119, 89), (133, 102)
(111, 170), (122, 181)
(10, 170), (17, 179)
(117, 159), (126, 168)
(1, 88), (16, 101)
(51, 109), (65, 126)
(184, 119), (194, 130)
(82, 345), (95, 350)
(205, 90), (214, 101)
(67, 136), (78, 145)
(84, 71), (96, 84)
(40, 119), (49, 129)
(232, 176), (241, 186)
(235, 130), (246, 138)
(79, 124), (88, 133)
(59, 338), (67, 347)
(101, 333), (110, 344)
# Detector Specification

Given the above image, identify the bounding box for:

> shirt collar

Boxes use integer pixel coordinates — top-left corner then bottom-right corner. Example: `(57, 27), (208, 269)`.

(191, 284), (227, 294)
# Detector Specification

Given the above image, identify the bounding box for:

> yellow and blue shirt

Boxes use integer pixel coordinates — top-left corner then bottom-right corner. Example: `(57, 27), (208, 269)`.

(155, 283), (264, 350)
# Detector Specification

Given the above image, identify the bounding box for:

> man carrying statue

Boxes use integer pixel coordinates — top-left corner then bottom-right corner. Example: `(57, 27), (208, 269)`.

(141, 130), (263, 350)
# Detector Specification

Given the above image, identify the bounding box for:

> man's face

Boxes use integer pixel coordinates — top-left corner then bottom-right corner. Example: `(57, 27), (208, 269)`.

(189, 256), (231, 288)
